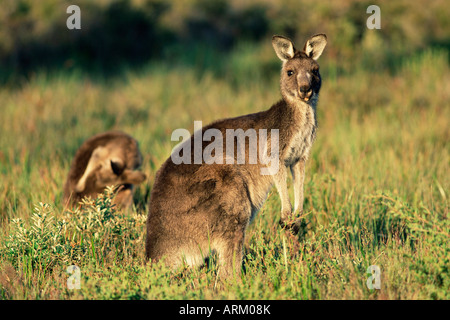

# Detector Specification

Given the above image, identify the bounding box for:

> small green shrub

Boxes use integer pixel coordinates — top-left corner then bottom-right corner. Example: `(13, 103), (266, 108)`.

(2, 186), (147, 277)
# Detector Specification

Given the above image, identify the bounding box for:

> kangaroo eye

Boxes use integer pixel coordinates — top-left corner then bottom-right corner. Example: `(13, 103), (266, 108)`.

(287, 70), (294, 77)
(312, 68), (319, 75)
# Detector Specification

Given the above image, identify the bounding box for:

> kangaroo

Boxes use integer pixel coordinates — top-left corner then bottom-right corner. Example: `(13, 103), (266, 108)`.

(63, 130), (147, 209)
(146, 34), (327, 278)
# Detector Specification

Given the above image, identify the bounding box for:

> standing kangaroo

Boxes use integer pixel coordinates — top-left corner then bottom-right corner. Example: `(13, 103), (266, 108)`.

(146, 34), (327, 277)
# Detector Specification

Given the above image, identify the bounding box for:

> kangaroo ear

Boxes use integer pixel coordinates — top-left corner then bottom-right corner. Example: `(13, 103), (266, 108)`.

(121, 169), (146, 185)
(303, 34), (327, 60)
(272, 35), (296, 62)
(110, 158), (125, 175)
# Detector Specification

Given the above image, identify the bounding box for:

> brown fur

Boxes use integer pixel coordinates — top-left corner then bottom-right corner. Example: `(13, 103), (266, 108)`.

(146, 34), (327, 278)
(63, 130), (146, 209)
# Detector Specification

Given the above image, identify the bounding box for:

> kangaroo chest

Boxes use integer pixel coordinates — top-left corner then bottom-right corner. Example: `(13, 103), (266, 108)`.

(283, 106), (317, 166)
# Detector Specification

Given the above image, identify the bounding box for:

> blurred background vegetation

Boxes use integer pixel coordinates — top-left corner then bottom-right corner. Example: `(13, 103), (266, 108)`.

(1, 0), (449, 84)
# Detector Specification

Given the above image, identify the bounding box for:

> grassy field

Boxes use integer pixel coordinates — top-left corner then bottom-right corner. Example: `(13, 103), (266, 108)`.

(0, 0), (449, 300)
(0, 42), (448, 300)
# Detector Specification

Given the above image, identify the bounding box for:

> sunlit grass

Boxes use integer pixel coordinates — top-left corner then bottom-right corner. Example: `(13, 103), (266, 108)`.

(0, 46), (448, 299)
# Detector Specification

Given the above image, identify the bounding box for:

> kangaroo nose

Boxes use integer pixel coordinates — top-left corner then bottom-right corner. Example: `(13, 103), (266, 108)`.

(299, 85), (310, 94)
(299, 84), (313, 101)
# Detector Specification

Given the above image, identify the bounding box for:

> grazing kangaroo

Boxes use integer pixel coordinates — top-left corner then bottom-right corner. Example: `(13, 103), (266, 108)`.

(63, 131), (146, 209)
(146, 34), (327, 277)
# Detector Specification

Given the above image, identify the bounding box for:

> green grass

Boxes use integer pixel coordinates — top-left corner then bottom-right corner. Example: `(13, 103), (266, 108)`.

(0, 44), (448, 299)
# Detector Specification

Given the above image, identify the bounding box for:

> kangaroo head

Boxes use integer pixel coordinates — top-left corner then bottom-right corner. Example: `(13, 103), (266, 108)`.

(75, 145), (146, 194)
(272, 34), (327, 104)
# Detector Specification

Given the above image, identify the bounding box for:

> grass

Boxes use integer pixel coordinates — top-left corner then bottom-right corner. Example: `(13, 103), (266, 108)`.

(0, 42), (448, 299)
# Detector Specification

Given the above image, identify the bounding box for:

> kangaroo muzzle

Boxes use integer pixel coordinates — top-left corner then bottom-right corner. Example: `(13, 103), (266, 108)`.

(298, 85), (313, 101)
